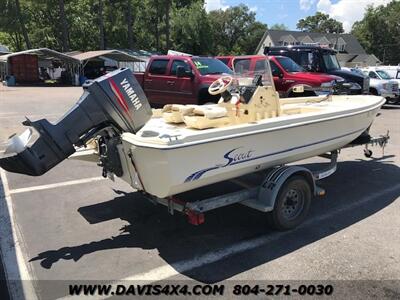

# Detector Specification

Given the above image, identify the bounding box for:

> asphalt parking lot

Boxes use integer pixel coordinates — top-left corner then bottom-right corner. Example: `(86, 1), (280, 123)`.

(0, 85), (399, 300)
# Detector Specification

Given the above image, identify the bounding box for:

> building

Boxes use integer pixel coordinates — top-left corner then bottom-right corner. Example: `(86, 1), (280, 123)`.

(255, 30), (381, 67)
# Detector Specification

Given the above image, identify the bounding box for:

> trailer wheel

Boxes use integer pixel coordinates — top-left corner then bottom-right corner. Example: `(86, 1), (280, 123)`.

(267, 175), (312, 230)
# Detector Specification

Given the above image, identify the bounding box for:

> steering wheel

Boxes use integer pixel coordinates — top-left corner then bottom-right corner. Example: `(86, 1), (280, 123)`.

(208, 76), (233, 95)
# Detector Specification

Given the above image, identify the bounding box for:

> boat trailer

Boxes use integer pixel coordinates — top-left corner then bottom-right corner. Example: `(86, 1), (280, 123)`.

(143, 132), (389, 229)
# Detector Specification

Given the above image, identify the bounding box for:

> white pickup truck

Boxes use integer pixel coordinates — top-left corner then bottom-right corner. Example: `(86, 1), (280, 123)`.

(361, 67), (399, 103)
(377, 65), (400, 80)
(343, 67), (399, 104)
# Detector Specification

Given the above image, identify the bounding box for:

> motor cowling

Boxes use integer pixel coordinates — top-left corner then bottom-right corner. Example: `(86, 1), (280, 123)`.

(0, 68), (152, 176)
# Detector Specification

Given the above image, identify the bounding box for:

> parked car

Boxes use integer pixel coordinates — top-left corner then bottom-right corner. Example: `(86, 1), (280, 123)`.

(264, 45), (370, 94)
(134, 55), (233, 106)
(376, 65), (400, 79)
(364, 66), (400, 89)
(216, 55), (343, 97)
(359, 67), (399, 103)
(342, 67), (398, 103)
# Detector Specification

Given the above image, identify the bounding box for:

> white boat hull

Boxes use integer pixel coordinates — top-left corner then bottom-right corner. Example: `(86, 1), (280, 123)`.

(120, 96), (383, 198)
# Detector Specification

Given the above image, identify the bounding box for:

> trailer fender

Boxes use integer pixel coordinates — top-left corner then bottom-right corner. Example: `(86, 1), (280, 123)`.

(257, 166), (316, 212)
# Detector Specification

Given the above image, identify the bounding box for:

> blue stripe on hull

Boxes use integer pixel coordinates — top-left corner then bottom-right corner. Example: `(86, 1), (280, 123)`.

(185, 127), (364, 182)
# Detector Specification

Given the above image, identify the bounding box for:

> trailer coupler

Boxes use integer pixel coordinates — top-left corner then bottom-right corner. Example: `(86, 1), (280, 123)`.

(347, 131), (390, 157)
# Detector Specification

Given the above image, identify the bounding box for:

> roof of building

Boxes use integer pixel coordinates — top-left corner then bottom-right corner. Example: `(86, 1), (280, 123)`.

(256, 30), (367, 54)
(0, 48), (79, 64)
(350, 54), (381, 63)
(71, 50), (145, 62)
(337, 53), (358, 62)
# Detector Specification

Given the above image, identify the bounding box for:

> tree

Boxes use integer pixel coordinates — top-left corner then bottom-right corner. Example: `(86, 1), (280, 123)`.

(352, 1), (400, 65)
(98, 0), (105, 49)
(126, 0), (134, 49)
(22, 0), (72, 50)
(0, 1), (267, 55)
(58, 0), (69, 51)
(241, 21), (267, 55)
(67, 0), (99, 51)
(170, 1), (212, 54)
(208, 4), (267, 55)
(15, 0), (32, 48)
(270, 23), (288, 30)
(297, 12), (344, 33)
(0, 0), (25, 50)
(165, 0), (171, 50)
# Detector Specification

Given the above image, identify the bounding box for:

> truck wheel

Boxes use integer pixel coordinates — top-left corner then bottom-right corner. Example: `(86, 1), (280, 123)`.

(369, 88), (378, 96)
(267, 175), (312, 230)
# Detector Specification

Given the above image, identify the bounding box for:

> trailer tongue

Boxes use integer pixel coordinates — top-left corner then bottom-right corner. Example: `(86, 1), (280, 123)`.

(0, 68), (152, 176)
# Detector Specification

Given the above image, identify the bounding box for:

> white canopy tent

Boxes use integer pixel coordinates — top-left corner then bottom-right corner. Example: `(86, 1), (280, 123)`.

(71, 50), (146, 74)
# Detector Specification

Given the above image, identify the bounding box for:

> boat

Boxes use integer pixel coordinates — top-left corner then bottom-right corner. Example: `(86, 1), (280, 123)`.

(119, 97), (383, 197)
(0, 61), (385, 199)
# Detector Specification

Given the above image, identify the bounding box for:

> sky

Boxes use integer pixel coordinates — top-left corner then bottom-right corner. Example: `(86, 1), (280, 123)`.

(204, 0), (392, 32)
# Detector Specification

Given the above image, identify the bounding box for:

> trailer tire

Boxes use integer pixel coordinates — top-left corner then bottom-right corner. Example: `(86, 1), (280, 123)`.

(267, 175), (312, 230)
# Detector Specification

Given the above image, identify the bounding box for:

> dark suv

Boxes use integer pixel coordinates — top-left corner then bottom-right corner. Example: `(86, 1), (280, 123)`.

(265, 45), (369, 94)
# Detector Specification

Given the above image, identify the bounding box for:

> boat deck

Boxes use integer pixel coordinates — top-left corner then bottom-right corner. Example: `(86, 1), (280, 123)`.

(122, 95), (384, 148)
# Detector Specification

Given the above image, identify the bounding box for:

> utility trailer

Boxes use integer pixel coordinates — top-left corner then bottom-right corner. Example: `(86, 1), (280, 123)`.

(134, 133), (389, 230)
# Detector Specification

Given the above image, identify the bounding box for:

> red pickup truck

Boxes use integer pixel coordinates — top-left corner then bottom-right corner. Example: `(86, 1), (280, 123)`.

(217, 55), (342, 97)
(134, 55), (233, 106)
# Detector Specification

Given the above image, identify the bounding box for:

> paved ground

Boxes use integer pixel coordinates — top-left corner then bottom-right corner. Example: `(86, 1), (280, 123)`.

(0, 85), (399, 300)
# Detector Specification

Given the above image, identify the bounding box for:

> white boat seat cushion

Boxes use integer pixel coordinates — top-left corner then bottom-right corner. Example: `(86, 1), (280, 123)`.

(193, 106), (227, 119)
(162, 104), (195, 124)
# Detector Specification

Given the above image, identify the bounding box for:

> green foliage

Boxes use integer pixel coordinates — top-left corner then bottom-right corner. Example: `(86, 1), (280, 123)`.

(0, 1), (267, 55)
(171, 1), (213, 54)
(270, 23), (289, 30)
(0, 0), (29, 50)
(352, 1), (400, 64)
(208, 4), (267, 55)
(297, 12), (344, 33)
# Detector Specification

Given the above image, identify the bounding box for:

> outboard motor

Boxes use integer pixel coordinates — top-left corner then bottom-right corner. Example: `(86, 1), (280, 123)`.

(0, 68), (152, 176)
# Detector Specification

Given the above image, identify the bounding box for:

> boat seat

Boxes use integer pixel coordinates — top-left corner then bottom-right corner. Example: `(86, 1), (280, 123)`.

(162, 104), (195, 123)
(182, 106), (229, 129)
(162, 104), (229, 129)
(192, 106), (227, 119)
(183, 115), (230, 129)
(161, 86), (282, 129)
